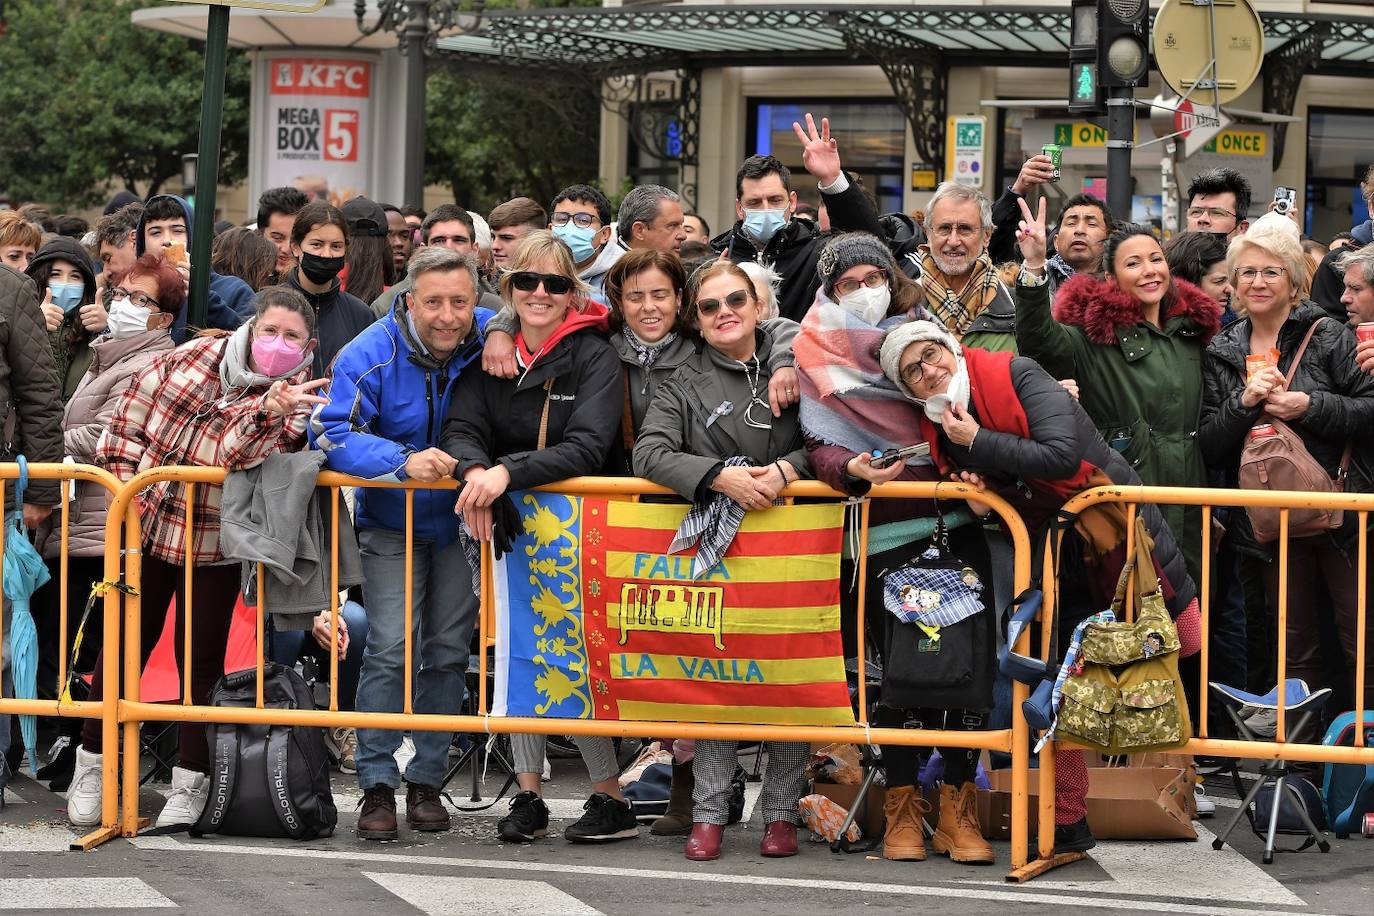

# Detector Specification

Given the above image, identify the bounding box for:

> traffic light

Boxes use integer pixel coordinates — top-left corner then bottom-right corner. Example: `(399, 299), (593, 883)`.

(1096, 0), (1150, 88)
(1068, 0), (1103, 115)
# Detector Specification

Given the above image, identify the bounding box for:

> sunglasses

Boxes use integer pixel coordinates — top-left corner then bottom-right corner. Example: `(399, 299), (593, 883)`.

(697, 289), (752, 316)
(511, 271), (573, 295)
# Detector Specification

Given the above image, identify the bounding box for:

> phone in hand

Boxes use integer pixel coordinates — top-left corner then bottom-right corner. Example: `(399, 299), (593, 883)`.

(869, 442), (931, 469)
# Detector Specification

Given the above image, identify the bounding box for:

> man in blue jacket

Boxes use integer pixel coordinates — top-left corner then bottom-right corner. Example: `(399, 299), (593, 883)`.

(135, 194), (256, 341)
(310, 245), (493, 841)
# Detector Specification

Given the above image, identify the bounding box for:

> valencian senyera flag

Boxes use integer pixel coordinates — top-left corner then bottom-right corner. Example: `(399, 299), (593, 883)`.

(492, 492), (855, 726)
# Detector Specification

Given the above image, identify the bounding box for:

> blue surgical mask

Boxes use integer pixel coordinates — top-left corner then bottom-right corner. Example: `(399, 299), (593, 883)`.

(741, 208), (788, 245)
(553, 223), (598, 265)
(49, 282), (85, 314)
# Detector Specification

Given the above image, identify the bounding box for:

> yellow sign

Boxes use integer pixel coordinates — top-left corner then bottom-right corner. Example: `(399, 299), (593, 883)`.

(911, 163), (938, 191)
(1201, 129), (1267, 157)
(1052, 123), (1141, 148)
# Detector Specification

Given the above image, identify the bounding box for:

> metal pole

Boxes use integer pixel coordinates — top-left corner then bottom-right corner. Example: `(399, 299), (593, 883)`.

(403, 0), (429, 208)
(1106, 87), (1134, 221)
(187, 4), (230, 329)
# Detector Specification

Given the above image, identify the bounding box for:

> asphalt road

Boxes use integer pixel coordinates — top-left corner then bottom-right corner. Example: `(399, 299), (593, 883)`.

(0, 743), (1370, 916)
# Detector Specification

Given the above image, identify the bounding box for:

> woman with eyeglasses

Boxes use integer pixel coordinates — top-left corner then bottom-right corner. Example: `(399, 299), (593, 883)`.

(633, 260), (812, 862)
(67, 286), (328, 831)
(1013, 200), (1222, 589)
(439, 230), (630, 847)
(1200, 224), (1374, 713)
(879, 318), (1201, 858)
(29, 253), (182, 791)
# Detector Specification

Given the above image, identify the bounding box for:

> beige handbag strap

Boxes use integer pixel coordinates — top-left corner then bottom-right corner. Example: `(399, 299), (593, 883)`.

(536, 378), (554, 451)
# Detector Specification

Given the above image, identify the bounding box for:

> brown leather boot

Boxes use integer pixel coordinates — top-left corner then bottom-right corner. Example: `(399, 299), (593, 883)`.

(931, 782), (994, 864)
(651, 758), (694, 836)
(357, 785), (398, 841)
(405, 781), (451, 832)
(881, 785), (929, 861)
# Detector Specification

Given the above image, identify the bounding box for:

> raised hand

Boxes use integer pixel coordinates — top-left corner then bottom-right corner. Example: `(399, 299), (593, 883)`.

(791, 113), (841, 187)
(1016, 196), (1049, 267)
(1012, 155), (1056, 195)
(263, 377), (329, 416)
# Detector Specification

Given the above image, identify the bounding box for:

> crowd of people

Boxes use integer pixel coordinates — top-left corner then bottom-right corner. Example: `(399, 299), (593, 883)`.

(0, 115), (1371, 865)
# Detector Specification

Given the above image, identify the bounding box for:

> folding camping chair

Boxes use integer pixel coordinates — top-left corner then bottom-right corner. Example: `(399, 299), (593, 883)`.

(1209, 679), (1332, 864)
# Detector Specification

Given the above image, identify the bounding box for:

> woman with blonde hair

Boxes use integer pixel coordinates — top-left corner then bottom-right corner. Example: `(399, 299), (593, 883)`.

(1200, 225), (1374, 711)
(440, 229), (631, 846)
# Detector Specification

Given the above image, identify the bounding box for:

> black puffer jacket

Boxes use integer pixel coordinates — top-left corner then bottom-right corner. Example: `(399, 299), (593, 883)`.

(1200, 300), (1374, 495)
(0, 265), (63, 507)
(440, 328), (624, 488)
(711, 181), (883, 322)
(936, 356), (1197, 619)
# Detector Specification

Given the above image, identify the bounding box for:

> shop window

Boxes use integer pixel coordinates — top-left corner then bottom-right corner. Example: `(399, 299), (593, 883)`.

(1306, 107), (1374, 243)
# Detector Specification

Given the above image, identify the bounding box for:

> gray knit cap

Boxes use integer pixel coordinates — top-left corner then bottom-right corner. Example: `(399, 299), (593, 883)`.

(816, 232), (899, 299)
(879, 320), (960, 395)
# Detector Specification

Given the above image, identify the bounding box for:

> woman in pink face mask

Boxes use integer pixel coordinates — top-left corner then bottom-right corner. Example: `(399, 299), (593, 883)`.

(67, 286), (327, 833)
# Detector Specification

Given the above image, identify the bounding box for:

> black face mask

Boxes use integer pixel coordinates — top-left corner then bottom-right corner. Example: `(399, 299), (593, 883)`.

(299, 252), (345, 285)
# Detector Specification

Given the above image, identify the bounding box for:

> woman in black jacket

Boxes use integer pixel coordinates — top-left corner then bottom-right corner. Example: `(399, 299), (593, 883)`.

(1200, 226), (1374, 710)
(880, 319), (1201, 857)
(439, 230), (630, 848)
(284, 200), (376, 375)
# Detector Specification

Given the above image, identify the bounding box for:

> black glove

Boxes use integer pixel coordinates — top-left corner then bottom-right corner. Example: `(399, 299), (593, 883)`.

(490, 492), (522, 560)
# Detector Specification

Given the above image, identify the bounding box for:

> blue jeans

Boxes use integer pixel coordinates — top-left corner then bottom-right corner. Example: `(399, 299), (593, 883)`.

(354, 528), (477, 790)
(270, 600), (370, 711)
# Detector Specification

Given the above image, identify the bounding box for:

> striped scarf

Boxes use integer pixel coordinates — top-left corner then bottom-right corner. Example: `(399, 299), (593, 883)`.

(917, 247), (1000, 338)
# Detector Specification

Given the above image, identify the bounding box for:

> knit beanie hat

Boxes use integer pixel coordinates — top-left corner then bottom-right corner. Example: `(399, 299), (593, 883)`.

(816, 232), (899, 299)
(879, 319), (960, 395)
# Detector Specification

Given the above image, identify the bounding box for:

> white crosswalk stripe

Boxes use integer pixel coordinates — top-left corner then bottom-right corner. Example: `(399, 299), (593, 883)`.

(0, 878), (174, 910)
(364, 873), (604, 916)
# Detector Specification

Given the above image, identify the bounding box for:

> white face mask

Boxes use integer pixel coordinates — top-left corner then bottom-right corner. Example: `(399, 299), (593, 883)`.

(922, 362), (970, 425)
(837, 284), (891, 325)
(105, 297), (154, 339)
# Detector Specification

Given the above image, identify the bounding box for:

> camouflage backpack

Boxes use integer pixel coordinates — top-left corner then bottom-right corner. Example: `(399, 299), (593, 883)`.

(1056, 522), (1191, 756)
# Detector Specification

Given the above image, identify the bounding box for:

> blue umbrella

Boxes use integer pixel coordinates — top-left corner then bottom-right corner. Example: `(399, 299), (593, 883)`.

(4, 457), (50, 773)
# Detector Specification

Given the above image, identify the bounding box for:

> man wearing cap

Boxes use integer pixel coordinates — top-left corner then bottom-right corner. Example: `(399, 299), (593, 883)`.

(913, 182), (1017, 352)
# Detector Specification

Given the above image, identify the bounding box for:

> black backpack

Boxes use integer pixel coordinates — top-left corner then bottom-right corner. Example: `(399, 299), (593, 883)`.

(192, 664), (337, 840)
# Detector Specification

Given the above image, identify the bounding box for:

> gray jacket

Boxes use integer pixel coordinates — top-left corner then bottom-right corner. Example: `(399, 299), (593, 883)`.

(220, 449), (364, 630)
(632, 329), (811, 500)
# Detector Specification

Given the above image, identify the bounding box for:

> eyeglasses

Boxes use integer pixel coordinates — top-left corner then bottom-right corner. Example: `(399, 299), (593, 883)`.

(1186, 206), (1237, 221)
(551, 212), (600, 230)
(929, 223), (982, 241)
(511, 271), (573, 295)
(696, 289), (752, 316)
(898, 344), (946, 384)
(110, 286), (160, 310)
(834, 268), (888, 297)
(1235, 266), (1288, 284)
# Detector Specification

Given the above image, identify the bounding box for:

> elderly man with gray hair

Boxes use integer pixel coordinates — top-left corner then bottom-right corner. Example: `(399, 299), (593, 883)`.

(310, 245), (496, 842)
(1340, 244), (1374, 375)
(617, 184), (688, 254)
(914, 181), (1017, 353)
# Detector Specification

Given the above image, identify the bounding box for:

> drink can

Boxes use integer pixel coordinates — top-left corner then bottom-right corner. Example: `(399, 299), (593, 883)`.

(1041, 144), (1062, 180)
(1249, 423), (1276, 441)
(1357, 322), (1374, 343)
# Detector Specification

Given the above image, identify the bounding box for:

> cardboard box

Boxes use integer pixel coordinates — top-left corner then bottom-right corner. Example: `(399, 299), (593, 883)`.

(981, 765), (1197, 841)
(811, 780), (887, 838)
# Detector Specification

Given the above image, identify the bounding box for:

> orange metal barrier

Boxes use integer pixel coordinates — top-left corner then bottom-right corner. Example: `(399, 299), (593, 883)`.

(1011, 485), (1374, 881)
(0, 463), (130, 850)
(102, 468), (1040, 872)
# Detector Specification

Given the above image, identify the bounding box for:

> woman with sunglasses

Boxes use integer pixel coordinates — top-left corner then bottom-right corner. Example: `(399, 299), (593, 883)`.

(632, 260), (812, 862)
(440, 230), (630, 847)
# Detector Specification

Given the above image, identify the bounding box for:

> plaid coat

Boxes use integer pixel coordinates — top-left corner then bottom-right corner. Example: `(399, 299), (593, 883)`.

(97, 335), (310, 565)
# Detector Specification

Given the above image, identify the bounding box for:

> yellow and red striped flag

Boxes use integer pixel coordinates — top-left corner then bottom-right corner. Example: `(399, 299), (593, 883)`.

(492, 492), (854, 726)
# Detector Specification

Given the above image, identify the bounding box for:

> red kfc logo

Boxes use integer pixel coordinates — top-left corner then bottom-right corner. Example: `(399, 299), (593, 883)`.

(271, 59), (370, 98)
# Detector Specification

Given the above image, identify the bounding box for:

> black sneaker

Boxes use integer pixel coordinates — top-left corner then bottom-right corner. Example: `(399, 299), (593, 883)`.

(564, 792), (640, 843)
(497, 791), (550, 843)
(1053, 817), (1096, 855)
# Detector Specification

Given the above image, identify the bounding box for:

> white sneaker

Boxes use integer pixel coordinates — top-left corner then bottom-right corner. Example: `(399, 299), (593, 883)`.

(156, 767), (210, 828)
(67, 746), (103, 827)
(1193, 782), (1216, 818)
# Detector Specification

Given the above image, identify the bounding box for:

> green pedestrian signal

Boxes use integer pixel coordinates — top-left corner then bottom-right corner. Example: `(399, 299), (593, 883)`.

(1073, 63), (1097, 103)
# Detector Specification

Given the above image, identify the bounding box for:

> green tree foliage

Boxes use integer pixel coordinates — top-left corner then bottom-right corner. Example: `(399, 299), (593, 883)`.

(0, 0), (250, 208)
(424, 0), (602, 212)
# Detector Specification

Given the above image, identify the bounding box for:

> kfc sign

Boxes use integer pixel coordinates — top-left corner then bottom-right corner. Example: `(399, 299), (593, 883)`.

(270, 60), (370, 98)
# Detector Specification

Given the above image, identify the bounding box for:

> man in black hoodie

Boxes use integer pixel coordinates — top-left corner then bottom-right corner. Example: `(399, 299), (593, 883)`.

(711, 114), (883, 321)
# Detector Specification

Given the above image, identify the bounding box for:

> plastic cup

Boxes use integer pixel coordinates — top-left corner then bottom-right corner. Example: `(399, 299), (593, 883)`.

(1357, 322), (1374, 344)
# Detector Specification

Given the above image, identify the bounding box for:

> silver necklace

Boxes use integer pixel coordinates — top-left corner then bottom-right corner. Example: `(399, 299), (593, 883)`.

(738, 355), (772, 430)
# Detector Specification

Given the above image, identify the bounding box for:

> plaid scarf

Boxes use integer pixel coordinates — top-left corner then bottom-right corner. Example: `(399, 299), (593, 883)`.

(917, 247), (1000, 338)
(668, 456), (765, 580)
(622, 325), (678, 371)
